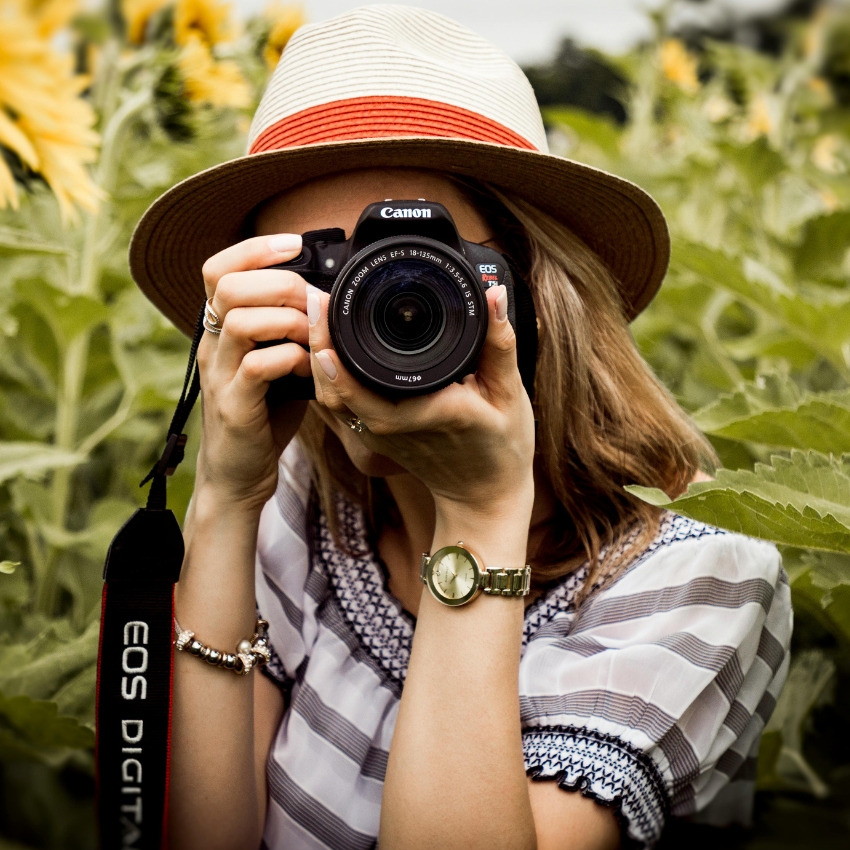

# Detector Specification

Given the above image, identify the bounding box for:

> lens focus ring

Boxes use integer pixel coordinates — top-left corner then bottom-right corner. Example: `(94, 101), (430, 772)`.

(328, 238), (487, 395)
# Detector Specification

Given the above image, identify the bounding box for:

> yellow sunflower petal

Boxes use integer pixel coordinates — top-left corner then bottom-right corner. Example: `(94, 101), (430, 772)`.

(745, 94), (773, 139)
(263, 3), (304, 70)
(660, 38), (700, 95)
(0, 157), (21, 211)
(122, 0), (171, 45)
(25, 0), (79, 38)
(0, 1), (101, 222)
(174, 0), (235, 48)
(0, 109), (40, 170)
(177, 34), (250, 108)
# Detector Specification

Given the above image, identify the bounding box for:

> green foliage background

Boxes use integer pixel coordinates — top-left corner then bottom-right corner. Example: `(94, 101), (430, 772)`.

(2, 3), (850, 848)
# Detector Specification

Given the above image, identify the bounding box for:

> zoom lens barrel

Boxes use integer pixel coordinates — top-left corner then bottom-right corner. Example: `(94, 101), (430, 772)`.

(328, 237), (487, 395)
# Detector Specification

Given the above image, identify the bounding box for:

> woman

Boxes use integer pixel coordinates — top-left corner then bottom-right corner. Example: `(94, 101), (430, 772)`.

(129, 7), (792, 850)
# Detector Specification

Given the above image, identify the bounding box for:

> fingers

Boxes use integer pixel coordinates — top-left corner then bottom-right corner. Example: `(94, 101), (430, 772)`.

(215, 306), (309, 375)
(475, 285), (520, 402)
(198, 233), (310, 380)
(307, 286), (398, 429)
(202, 234), (302, 298)
(230, 343), (312, 407)
(212, 268), (308, 317)
(306, 283), (521, 437)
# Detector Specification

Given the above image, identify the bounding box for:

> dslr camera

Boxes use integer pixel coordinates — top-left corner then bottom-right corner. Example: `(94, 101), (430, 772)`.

(266, 200), (537, 400)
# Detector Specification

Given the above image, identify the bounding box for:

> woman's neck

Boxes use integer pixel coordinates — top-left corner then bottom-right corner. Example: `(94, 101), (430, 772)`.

(377, 465), (558, 617)
(382, 473), (436, 565)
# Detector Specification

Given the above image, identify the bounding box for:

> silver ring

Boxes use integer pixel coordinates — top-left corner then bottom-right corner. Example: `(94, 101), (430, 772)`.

(203, 316), (222, 335)
(347, 416), (367, 433)
(204, 298), (222, 335)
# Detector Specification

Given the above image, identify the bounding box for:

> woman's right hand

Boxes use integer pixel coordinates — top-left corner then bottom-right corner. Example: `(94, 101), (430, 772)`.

(196, 233), (311, 512)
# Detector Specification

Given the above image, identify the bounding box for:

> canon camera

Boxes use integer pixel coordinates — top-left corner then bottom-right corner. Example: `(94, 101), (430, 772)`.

(264, 200), (537, 400)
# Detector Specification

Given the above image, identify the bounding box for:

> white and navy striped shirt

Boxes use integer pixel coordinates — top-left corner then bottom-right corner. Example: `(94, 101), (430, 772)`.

(255, 442), (792, 849)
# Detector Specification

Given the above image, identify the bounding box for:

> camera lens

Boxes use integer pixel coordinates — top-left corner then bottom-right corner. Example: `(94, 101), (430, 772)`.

(329, 239), (487, 395)
(352, 259), (463, 370)
(373, 279), (446, 354)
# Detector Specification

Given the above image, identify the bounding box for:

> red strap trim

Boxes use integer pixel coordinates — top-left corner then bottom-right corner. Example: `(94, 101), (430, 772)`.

(161, 589), (175, 850)
(250, 95), (537, 154)
(94, 582), (107, 823)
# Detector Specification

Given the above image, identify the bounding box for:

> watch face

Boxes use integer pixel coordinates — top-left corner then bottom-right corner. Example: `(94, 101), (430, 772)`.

(428, 546), (479, 606)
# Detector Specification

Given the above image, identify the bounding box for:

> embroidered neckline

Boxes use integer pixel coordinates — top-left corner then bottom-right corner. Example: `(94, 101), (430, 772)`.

(315, 495), (415, 685)
(313, 499), (726, 688)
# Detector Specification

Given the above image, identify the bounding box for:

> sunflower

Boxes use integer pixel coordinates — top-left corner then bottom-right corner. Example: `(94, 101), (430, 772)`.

(263, 3), (305, 70)
(177, 33), (250, 108)
(744, 94), (773, 139)
(21, 0), (78, 38)
(0, 2), (101, 220)
(174, 0), (235, 48)
(659, 38), (700, 95)
(122, 0), (170, 44)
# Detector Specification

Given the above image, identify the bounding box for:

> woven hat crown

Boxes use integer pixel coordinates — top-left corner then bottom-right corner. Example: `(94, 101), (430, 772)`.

(249, 4), (548, 155)
(129, 4), (670, 335)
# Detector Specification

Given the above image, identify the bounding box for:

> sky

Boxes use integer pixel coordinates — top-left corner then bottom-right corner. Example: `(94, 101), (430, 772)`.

(235, 0), (796, 63)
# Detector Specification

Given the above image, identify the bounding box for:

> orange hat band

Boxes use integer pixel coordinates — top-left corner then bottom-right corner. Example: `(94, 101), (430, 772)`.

(249, 95), (538, 155)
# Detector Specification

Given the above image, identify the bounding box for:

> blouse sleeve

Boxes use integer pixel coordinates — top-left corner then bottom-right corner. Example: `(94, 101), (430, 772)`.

(519, 520), (792, 847)
(254, 440), (327, 690)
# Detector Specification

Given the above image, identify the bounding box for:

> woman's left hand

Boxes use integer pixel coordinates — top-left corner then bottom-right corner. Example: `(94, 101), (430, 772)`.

(307, 284), (536, 524)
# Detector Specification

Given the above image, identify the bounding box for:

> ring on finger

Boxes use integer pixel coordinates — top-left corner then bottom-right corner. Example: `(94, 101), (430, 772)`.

(203, 298), (222, 336)
(347, 415), (368, 434)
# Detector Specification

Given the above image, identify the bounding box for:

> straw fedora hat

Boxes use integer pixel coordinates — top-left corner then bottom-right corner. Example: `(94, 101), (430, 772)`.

(129, 4), (669, 337)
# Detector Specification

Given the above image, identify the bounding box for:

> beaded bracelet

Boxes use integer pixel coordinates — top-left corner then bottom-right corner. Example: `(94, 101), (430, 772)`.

(174, 617), (271, 675)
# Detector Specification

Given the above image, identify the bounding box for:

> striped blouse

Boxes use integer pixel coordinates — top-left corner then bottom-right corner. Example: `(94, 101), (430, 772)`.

(254, 442), (792, 849)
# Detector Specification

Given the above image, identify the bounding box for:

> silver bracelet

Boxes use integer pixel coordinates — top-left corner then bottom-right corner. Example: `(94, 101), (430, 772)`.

(174, 617), (271, 675)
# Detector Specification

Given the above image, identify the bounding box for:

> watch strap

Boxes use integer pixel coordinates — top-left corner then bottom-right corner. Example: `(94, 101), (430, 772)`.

(480, 566), (532, 597)
(420, 552), (531, 597)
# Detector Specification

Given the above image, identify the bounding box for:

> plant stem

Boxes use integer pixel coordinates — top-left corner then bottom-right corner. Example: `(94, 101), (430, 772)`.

(35, 67), (151, 615)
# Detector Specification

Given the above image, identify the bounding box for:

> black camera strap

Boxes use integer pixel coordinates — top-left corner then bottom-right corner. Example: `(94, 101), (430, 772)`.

(96, 306), (205, 850)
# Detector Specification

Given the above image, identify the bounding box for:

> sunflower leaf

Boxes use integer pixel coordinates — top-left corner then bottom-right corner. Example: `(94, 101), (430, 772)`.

(626, 451), (850, 552)
(671, 241), (850, 370)
(0, 225), (68, 257)
(0, 443), (85, 485)
(692, 374), (850, 453)
(0, 691), (93, 751)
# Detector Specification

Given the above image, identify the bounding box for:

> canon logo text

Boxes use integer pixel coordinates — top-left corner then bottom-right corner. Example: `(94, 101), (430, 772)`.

(380, 207), (432, 219)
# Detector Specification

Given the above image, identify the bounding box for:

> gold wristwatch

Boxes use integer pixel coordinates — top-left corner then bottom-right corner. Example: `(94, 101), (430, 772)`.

(420, 542), (531, 607)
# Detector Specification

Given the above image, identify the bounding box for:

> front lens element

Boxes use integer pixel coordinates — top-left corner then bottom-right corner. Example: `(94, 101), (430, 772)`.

(373, 281), (446, 355)
(353, 259), (465, 370)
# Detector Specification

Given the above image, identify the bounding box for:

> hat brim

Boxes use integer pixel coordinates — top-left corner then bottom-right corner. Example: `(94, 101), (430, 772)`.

(129, 136), (669, 336)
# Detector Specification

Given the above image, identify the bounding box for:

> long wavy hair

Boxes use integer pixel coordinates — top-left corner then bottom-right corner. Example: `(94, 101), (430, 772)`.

(296, 177), (715, 595)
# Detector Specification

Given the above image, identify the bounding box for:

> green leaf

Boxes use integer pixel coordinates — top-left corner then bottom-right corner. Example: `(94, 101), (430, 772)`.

(0, 562), (19, 575)
(759, 650), (834, 797)
(14, 278), (109, 344)
(672, 241), (850, 371)
(718, 137), (786, 192)
(0, 691), (93, 751)
(693, 374), (850, 453)
(626, 451), (850, 552)
(0, 443), (85, 484)
(0, 225), (69, 257)
(0, 620), (99, 704)
(790, 550), (850, 646)
(543, 106), (622, 155)
(795, 210), (850, 280)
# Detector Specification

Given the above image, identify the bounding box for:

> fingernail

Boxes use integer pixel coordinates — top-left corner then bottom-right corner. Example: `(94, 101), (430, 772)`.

(268, 233), (302, 254)
(306, 285), (320, 326)
(495, 285), (508, 322)
(315, 350), (337, 380)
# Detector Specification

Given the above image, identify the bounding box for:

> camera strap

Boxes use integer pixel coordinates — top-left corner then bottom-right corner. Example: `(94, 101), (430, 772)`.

(95, 306), (205, 850)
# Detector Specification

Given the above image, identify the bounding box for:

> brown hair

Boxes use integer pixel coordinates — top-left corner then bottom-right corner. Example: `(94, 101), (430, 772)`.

(297, 179), (715, 596)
